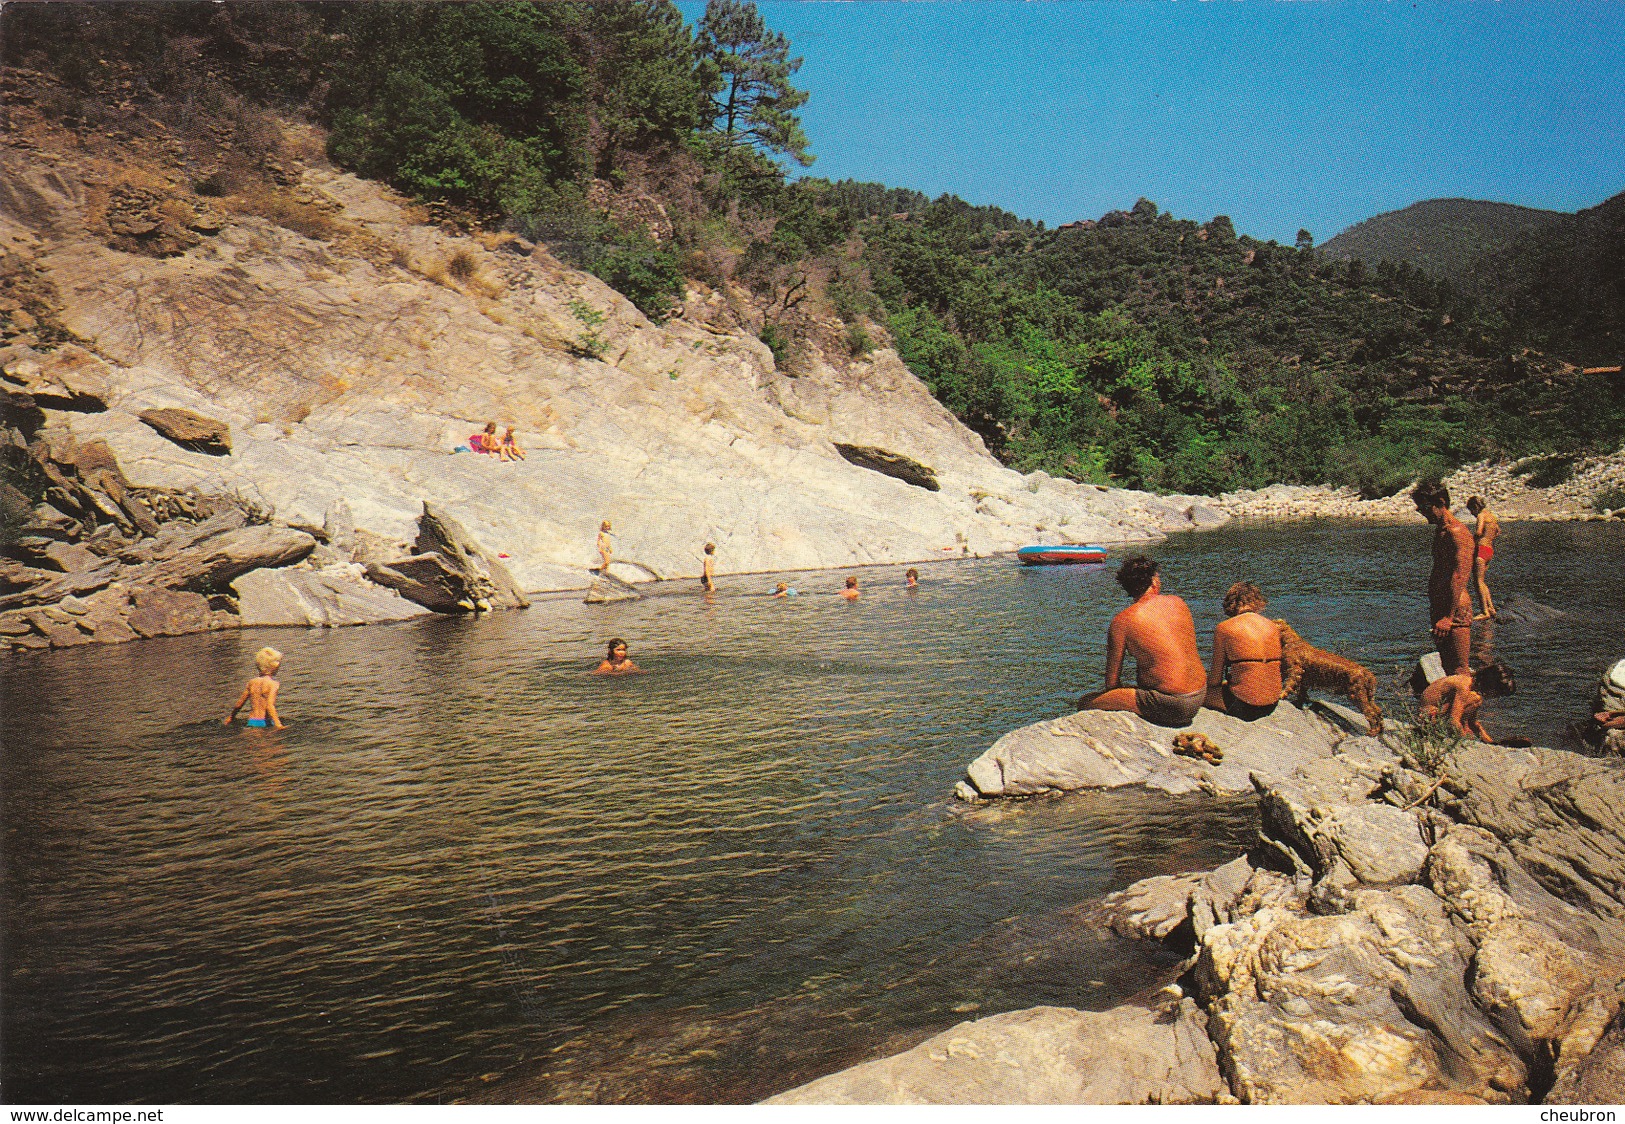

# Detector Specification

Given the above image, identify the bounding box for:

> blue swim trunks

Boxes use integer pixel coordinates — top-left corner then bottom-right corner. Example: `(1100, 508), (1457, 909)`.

(247, 718), (269, 728)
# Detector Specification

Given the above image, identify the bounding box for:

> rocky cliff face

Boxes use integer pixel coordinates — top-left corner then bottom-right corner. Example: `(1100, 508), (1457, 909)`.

(0, 97), (1225, 632)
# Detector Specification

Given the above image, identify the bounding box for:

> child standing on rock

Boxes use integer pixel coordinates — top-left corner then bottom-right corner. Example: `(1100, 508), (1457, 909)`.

(225, 647), (286, 729)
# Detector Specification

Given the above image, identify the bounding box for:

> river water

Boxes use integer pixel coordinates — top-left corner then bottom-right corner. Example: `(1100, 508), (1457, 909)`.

(3, 519), (1620, 1103)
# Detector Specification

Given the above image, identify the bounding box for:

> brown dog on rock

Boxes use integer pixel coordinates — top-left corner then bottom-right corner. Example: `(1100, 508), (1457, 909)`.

(1275, 620), (1384, 736)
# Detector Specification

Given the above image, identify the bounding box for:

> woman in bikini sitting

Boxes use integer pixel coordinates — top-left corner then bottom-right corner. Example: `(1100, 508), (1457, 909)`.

(1205, 581), (1283, 721)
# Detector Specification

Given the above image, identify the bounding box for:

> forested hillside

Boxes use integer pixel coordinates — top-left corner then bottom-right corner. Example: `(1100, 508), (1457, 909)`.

(1319, 199), (1563, 282)
(4, 0), (1620, 497)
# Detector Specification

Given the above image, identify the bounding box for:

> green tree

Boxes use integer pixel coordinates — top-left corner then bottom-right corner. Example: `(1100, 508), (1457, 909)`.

(695, 0), (813, 166)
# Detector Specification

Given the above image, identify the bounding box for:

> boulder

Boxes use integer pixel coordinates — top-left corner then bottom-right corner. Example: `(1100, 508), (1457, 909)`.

(365, 503), (530, 614)
(0, 558), (121, 608)
(958, 703), (1342, 800)
(143, 524), (316, 592)
(1256, 776), (1429, 887)
(124, 585), (214, 638)
(1446, 742), (1625, 928)
(1195, 886), (1526, 1104)
(231, 564), (433, 627)
(764, 1000), (1226, 1105)
(120, 507), (249, 565)
(138, 407), (232, 456)
(415, 503), (529, 609)
(40, 541), (101, 573)
(583, 577), (640, 604)
(0, 344), (110, 411)
(1494, 594), (1567, 627)
(833, 443), (941, 492)
(364, 552), (478, 613)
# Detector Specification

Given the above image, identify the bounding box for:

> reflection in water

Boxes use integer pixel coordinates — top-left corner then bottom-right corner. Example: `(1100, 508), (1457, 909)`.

(2, 520), (1621, 1104)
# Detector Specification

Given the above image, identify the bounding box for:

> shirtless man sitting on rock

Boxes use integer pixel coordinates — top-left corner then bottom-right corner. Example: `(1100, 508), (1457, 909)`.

(1078, 555), (1208, 727)
(1412, 479), (1475, 675)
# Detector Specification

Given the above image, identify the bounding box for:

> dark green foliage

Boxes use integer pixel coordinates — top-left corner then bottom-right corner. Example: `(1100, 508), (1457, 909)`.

(759, 322), (791, 365)
(583, 233), (686, 318)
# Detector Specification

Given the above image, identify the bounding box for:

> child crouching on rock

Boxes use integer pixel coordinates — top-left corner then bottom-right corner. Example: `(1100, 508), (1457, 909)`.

(1417, 660), (1514, 745)
(225, 647), (286, 729)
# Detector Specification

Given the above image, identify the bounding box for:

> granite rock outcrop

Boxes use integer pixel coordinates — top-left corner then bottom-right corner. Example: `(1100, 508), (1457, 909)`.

(779, 704), (1625, 1104)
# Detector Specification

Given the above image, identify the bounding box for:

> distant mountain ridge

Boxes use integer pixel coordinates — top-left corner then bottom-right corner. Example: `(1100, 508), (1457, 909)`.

(1319, 198), (1565, 281)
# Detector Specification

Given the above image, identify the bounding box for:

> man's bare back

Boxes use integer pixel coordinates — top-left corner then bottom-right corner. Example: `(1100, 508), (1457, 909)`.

(1079, 557), (1207, 727)
(1110, 595), (1208, 694)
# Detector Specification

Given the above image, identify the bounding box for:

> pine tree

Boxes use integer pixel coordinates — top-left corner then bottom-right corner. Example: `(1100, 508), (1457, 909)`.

(695, 0), (813, 166)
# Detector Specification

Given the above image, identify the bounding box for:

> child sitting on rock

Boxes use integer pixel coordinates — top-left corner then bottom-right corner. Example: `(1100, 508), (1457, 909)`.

(225, 647), (285, 729)
(498, 426), (525, 462)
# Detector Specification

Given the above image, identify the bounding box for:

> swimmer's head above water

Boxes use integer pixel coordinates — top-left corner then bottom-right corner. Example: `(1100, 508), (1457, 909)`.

(254, 647), (282, 675)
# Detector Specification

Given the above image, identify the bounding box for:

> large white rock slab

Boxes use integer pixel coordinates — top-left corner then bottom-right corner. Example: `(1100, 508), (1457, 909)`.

(764, 1001), (1225, 1105)
(231, 564), (431, 627)
(960, 702), (1343, 799)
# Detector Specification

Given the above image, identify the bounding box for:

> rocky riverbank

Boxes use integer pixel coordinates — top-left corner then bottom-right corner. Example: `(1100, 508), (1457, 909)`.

(1217, 450), (1625, 522)
(2, 75), (1229, 654)
(769, 702), (1625, 1104)
(0, 418), (531, 651)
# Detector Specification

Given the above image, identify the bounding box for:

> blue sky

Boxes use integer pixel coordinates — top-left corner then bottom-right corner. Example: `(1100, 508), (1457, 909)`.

(679, 1), (1625, 245)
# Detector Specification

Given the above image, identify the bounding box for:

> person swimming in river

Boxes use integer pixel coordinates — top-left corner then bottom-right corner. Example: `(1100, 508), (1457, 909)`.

(1205, 581), (1283, 721)
(225, 647), (285, 729)
(905, 568), (920, 588)
(772, 582), (798, 598)
(1467, 496), (1499, 621)
(593, 638), (643, 676)
(840, 576), (860, 600)
(701, 542), (716, 592)
(595, 520), (614, 574)
(1077, 555), (1207, 728)
(1417, 660), (1515, 744)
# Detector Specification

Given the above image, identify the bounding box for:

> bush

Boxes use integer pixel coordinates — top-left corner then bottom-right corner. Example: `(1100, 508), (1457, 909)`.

(1592, 485), (1625, 513)
(567, 298), (608, 360)
(759, 322), (791, 366)
(585, 235), (685, 319)
(845, 322), (872, 357)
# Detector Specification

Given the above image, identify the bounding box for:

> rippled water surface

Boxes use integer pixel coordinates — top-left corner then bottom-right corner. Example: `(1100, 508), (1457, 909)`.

(3, 519), (1620, 1103)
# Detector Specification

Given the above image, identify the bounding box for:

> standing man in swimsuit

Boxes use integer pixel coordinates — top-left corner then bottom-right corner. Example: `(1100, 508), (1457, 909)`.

(1205, 581), (1283, 720)
(1412, 480), (1475, 675)
(1078, 555), (1208, 727)
(1466, 496), (1499, 621)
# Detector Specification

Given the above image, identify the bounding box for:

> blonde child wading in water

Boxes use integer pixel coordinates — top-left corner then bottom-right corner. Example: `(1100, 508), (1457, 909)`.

(701, 542), (716, 592)
(225, 647), (286, 729)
